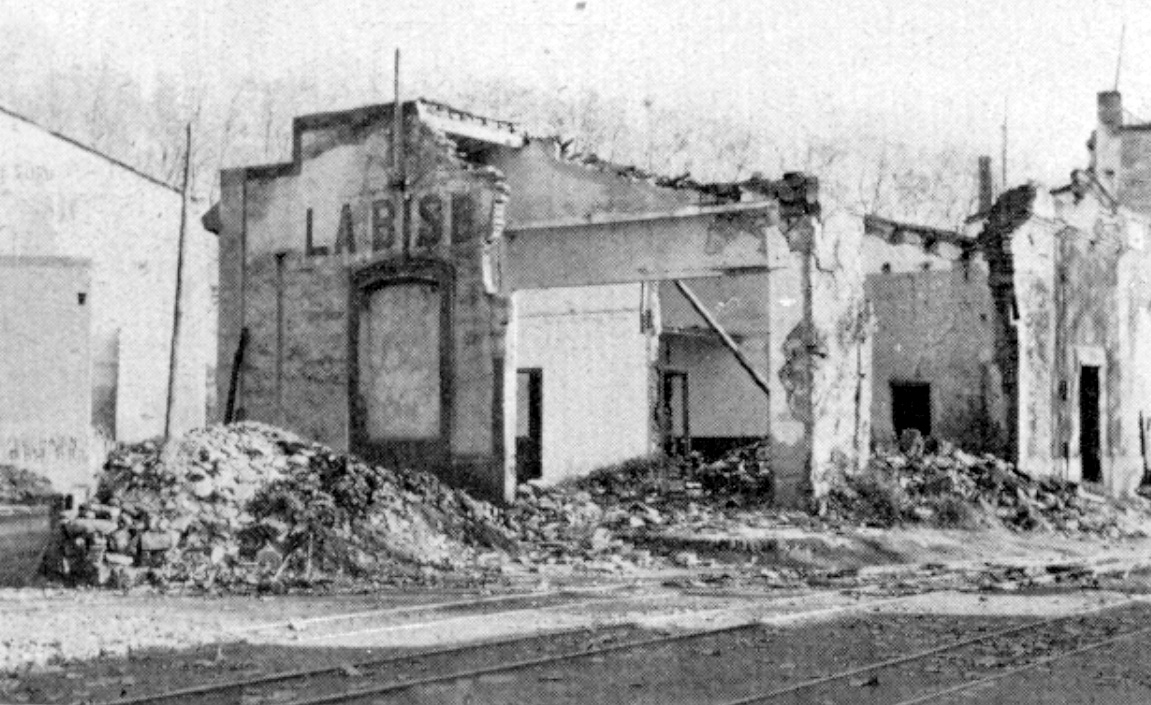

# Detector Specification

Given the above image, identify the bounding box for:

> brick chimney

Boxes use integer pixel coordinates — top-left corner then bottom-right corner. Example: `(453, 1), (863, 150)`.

(1098, 91), (1123, 130)
(978, 156), (994, 213)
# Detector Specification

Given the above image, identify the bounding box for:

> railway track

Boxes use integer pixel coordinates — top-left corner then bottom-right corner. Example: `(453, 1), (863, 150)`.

(90, 586), (1149, 705)
(719, 596), (1149, 704)
(98, 587), (924, 705)
(231, 583), (635, 637)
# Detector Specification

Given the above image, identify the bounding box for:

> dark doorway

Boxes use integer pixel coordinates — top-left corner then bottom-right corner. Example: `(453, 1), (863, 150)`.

(891, 381), (932, 438)
(1079, 365), (1102, 483)
(516, 368), (543, 481)
(660, 370), (690, 455)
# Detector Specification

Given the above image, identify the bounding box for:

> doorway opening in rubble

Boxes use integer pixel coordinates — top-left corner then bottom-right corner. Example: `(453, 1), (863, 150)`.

(659, 370), (690, 455)
(516, 368), (543, 481)
(891, 381), (932, 439)
(1079, 365), (1102, 483)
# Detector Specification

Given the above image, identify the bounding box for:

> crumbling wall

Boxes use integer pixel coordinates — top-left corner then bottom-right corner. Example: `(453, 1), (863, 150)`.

(1009, 218), (1058, 478)
(1129, 223), (1151, 485)
(867, 266), (1003, 452)
(979, 185), (1037, 467)
(982, 183), (1151, 495)
(807, 210), (871, 500)
(486, 140), (698, 225)
(1051, 197), (1151, 494)
(217, 104), (513, 501)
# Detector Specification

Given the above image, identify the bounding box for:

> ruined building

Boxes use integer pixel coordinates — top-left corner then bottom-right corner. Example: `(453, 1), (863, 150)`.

(971, 91), (1151, 495)
(204, 100), (870, 505)
(863, 92), (1151, 496)
(863, 211), (1006, 455)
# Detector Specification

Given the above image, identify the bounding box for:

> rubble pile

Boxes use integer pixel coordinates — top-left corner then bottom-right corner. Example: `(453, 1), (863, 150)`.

(0, 465), (56, 505)
(829, 438), (1147, 537)
(48, 423), (518, 589)
(502, 445), (773, 568)
(573, 445), (772, 509)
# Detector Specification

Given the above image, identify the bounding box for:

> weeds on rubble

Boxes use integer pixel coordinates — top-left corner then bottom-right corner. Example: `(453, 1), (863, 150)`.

(925, 495), (982, 529)
(831, 469), (907, 527)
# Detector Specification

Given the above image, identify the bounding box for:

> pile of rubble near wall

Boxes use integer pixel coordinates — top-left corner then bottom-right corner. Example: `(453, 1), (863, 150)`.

(506, 443), (773, 569)
(829, 435), (1151, 537)
(47, 427), (774, 589)
(46, 424), (524, 590)
(0, 465), (56, 505)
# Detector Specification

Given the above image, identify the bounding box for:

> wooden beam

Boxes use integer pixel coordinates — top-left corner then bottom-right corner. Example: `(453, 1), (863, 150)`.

(673, 280), (770, 398)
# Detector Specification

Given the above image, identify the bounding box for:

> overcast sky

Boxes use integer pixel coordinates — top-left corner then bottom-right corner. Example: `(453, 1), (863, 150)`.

(2, 0), (1145, 185)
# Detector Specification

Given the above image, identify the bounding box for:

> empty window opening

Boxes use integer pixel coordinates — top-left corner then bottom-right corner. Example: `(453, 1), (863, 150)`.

(1079, 365), (1102, 483)
(516, 368), (543, 481)
(891, 381), (932, 438)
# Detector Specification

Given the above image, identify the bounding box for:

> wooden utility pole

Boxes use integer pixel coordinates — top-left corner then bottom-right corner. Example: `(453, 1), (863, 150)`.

(1114, 21), (1127, 91)
(1000, 97), (1009, 192)
(392, 48), (409, 256)
(164, 123), (192, 439)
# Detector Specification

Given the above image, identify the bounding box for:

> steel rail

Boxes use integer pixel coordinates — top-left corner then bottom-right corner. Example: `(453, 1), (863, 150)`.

(231, 583), (633, 634)
(294, 590), (643, 642)
(98, 622), (638, 705)
(889, 621), (1151, 705)
(100, 588), (641, 705)
(716, 596), (1141, 705)
(96, 587), (918, 705)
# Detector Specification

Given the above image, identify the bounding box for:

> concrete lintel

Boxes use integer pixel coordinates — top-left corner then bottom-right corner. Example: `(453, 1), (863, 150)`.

(502, 203), (775, 291)
(510, 200), (777, 233)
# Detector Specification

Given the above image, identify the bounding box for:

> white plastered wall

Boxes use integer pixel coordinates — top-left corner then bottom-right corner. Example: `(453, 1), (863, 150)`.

(513, 283), (653, 484)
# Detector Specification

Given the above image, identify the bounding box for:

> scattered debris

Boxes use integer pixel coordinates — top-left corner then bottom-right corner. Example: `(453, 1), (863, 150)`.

(0, 465), (56, 505)
(829, 434), (1151, 537)
(39, 423), (1151, 592)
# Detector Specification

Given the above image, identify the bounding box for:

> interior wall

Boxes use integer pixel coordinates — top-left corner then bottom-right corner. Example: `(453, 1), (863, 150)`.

(514, 284), (653, 484)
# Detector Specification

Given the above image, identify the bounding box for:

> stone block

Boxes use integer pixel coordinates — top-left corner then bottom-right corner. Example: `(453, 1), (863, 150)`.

(67, 518), (118, 537)
(139, 530), (174, 552)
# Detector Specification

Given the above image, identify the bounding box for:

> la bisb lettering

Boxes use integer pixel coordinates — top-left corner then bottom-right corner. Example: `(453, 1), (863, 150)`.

(306, 193), (475, 257)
